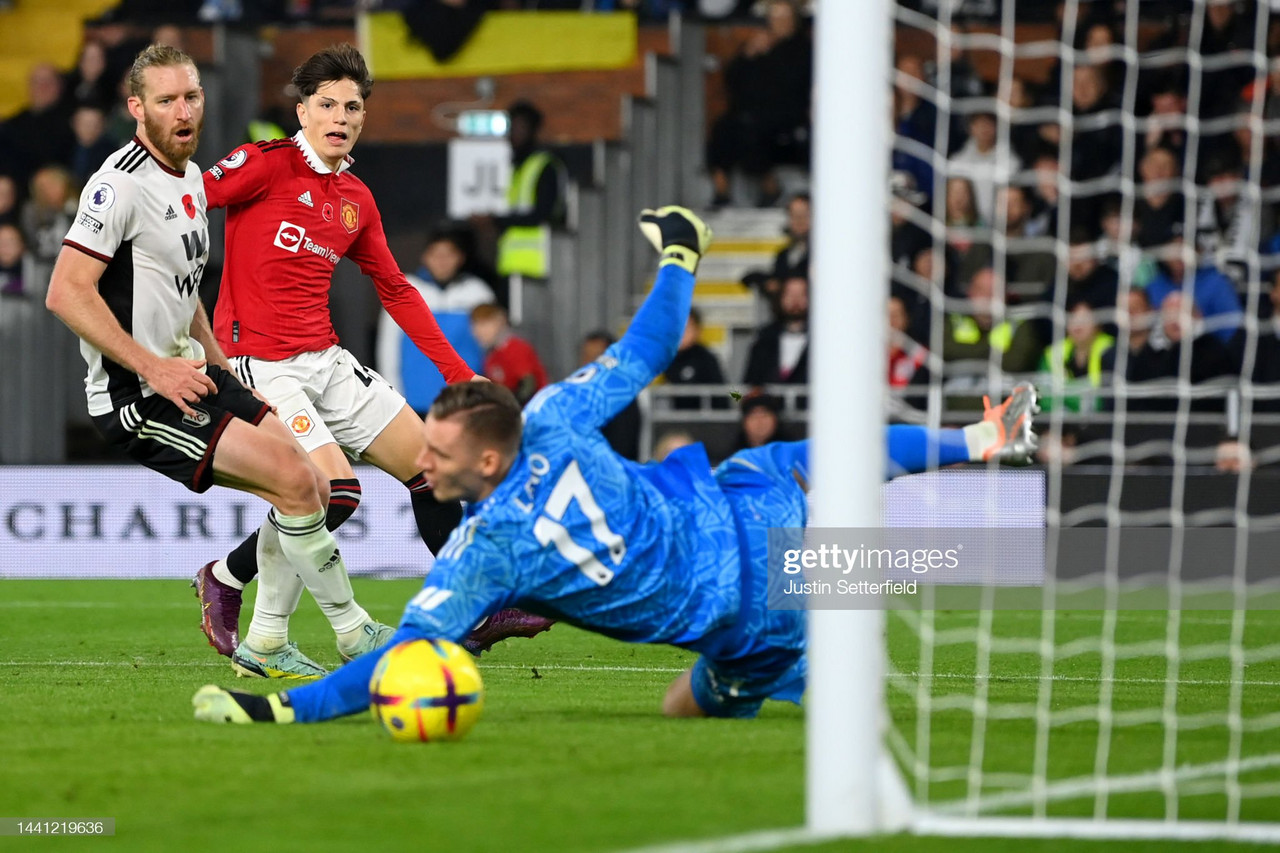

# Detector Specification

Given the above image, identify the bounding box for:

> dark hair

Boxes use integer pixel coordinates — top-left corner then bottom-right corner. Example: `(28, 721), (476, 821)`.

(688, 306), (703, 327)
(428, 382), (522, 458)
(741, 392), (782, 416)
(292, 44), (373, 101)
(582, 329), (616, 348)
(129, 43), (198, 99)
(507, 99), (543, 132)
(1068, 222), (1097, 246)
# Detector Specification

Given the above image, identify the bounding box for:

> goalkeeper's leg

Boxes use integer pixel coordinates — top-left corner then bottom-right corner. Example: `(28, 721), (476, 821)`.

(741, 383), (1039, 482)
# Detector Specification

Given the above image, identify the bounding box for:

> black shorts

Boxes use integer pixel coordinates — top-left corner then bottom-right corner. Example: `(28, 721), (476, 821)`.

(92, 364), (271, 493)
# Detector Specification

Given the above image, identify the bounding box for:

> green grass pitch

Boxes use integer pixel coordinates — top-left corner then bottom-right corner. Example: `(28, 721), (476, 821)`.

(2, 579), (1277, 852)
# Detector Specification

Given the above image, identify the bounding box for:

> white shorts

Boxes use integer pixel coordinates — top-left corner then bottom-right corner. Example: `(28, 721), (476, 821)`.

(231, 347), (405, 456)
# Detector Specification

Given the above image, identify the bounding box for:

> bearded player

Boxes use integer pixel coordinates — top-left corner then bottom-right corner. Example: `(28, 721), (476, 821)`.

(192, 44), (551, 678)
(48, 44), (372, 682)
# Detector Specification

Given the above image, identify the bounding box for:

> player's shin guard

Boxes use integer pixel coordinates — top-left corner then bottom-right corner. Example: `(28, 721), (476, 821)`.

(223, 478), (362, 585)
(404, 473), (463, 555)
(245, 520), (304, 650)
(270, 508), (369, 635)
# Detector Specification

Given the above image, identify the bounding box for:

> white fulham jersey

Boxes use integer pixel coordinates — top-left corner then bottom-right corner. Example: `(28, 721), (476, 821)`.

(62, 137), (210, 416)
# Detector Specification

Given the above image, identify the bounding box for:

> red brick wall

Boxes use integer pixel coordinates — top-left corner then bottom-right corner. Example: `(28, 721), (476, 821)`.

(260, 25), (671, 144)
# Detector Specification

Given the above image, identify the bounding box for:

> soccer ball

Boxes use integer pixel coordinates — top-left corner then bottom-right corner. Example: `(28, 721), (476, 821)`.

(368, 639), (484, 743)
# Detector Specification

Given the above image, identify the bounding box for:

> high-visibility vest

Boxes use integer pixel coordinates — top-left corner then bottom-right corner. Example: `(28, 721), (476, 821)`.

(949, 314), (1015, 352)
(1042, 333), (1115, 412)
(497, 151), (564, 278)
(1044, 334), (1114, 388)
(247, 119), (285, 142)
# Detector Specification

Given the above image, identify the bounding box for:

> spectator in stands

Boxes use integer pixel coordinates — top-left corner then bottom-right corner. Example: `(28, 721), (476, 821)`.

(69, 106), (118, 187)
(0, 223), (28, 297)
(1040, 302), (1114, 412)
(733, 392), (788, 452)
(1040, 12), (1123, 104)
(894, 54), (941, 205)
(958, 185), (1054, 301)
(942, 266), (1043, 374)
(469, 302), (548, 406)
(1100, 288), (1168, 411)
(1246, 269), (1280, 411)
(19, 165), (76, 265)
(1003, 76), (1045, 167)
(1067, 64), (1122, 182)
(1064, 224), (1118, 316)
(1028, 151), (1062, 238)
(772, 192), (810, 282)
(890, 170), (930, 268)
(0, 174), (18, 227)
(744, 272), (808, 386)
(944, 176), (982, 260)
(999, 184), (1056, 301)
(1144, 237), (1242, 345)
(376, 227), (494, 413)
(1197, 149), (1273, 284)
(652, 430), (696, 463)
(580, 330), (640, 460)
(898, 243), (949, 328)
(888, 294), (928, 389)
(106, 67), (138, 147)
(948, 109), (1020, 225)
(64, 40), (117, 112)
(1154, 291), (1237, 393)
(1141, 75), (1190, 170)
(1215, 437), (1254, 473)
(706, 0), (812, 208)
(665, 307), (727, 410)
(1134, 146), (1186, 250)
(0, 64), (75, 188)
(486, 100), (566, 292)
(1200, 0), (1256, 121)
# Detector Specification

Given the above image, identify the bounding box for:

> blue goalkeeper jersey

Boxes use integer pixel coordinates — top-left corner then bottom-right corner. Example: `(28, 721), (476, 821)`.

(402, 264), (745, 653)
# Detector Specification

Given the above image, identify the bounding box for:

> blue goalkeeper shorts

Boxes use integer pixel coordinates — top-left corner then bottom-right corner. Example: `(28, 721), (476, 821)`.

(690, 441), (810, 718)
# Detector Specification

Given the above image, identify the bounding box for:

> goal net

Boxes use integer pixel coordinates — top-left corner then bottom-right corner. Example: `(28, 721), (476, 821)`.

(858, 0), (1280, 841)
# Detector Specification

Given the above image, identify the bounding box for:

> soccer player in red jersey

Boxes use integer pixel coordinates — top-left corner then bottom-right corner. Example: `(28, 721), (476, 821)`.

(190, 44), (548, 676)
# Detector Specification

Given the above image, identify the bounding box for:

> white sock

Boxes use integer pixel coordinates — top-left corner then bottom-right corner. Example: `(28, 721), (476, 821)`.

(962, 421), (999, 462)
(245, 519), (302, 652)
(210, 559), (244, 591)
(270, 508), (369, 635)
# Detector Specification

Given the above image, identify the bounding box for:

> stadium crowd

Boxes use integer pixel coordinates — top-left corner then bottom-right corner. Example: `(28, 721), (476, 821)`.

(887, 1), (1280, 429)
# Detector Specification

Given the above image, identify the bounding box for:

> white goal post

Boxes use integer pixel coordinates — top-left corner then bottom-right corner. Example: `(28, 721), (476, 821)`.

(808, 0), (1280, 844)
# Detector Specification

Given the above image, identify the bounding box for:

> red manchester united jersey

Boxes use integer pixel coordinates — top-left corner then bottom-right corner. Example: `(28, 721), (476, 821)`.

(204, 133), (473, 382)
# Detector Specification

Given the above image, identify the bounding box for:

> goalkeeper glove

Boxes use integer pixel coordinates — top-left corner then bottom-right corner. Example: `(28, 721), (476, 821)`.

(638, 206), (713, 274)
(193, 685), (295, 724)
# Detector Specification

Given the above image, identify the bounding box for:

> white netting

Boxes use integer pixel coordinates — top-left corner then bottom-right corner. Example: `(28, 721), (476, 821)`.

(887, 0), (1280, 834)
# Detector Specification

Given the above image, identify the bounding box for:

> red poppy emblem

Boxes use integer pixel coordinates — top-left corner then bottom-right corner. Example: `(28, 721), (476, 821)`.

(182, 194), (196, 218)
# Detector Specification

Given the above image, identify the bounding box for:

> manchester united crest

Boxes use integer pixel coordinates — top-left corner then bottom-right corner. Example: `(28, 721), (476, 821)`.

(289, 412), (314, 436)
(340, 198), (359, 234)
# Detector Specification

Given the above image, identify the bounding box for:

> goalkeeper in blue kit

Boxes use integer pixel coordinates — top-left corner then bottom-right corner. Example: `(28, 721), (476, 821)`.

(194, 206), (1038, 722)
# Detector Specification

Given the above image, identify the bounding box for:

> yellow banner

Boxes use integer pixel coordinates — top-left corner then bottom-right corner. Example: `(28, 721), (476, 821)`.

(358, 11), (637, 79)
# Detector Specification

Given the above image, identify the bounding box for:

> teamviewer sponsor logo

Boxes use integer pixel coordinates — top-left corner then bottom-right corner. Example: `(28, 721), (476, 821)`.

(274, 221), (305, 253)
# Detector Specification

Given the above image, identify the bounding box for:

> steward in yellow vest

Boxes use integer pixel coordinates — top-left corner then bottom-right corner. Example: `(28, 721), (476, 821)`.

(1039, 304), (1115, 412)
(495, 100), (567, 279)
